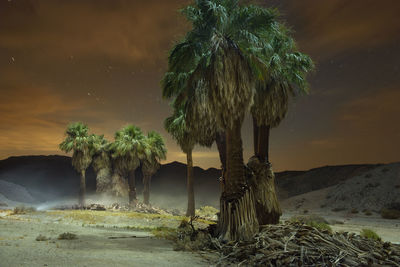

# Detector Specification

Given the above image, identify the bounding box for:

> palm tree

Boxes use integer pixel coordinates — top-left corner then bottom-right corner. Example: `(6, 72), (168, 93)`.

(250, 24), (314, 225)
(109, 125), (146, 206)
(165, 108), (197, 216)
(164, 0), (278, 240)
(59, 122), (92, 207)
(252, 25), (314, 163)
(90, 134), (112, 193)
(141, 131), (167, 205)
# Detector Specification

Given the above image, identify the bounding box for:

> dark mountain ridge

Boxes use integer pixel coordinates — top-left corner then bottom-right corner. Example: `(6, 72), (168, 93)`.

(0, 155), (393, 206)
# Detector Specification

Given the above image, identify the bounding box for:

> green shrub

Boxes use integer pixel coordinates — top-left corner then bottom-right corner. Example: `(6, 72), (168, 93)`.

(289, 215), (332, 233)
(380, 209), (400, 219)
(360, 229), (381, 241)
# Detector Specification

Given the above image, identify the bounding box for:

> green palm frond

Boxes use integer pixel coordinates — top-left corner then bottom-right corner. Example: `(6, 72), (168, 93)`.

(59, 122), (92, 172)
(109, 125), (146, 174)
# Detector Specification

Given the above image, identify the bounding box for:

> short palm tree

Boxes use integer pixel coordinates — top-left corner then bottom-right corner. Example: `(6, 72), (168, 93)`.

(90, 134), (112, 193)
(109, 125), (146, 205)
(141, 131), (167, 205)
(59, 122), (92, 207)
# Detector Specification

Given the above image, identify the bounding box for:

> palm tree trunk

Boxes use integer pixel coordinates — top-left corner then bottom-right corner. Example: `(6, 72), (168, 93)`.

(79, 170), (86, 207)
(218, 120), (258, 241)
(186, 149), (195, 217)
(128, 171), (137, 206)
(252, 115), (270, 163)
(253, 116), (259, 157)
(250, 117), (280, 224)
(143, 174), (151, 205)
(248, 157), (281, 225)
(257, 124), (270, 163)
(215, 131), (226, 192)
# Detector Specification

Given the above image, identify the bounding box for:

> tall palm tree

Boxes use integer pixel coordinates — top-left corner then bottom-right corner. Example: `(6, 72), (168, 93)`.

(164, 0), (278, 240)
(141, 131), (167, 205)
(109, 125), (146, 206)
(59, 122), (92, 207)
(165, 108), (197, 216)
(90, 134), (112, 193)
(252, 25), (314, 163)
(249, 24), (314, 225)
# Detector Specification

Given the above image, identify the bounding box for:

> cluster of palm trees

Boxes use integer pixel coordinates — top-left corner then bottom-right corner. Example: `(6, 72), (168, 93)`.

(59, 122), (167, 207)
(162, 0), (314, 241)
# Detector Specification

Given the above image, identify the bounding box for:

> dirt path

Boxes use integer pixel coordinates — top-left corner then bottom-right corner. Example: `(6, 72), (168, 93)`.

(0, 211), (215, 267)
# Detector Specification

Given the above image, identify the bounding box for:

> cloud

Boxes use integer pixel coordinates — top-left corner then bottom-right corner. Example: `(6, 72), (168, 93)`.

(268, 0), (400, 59)
(0, 0), (189, 65)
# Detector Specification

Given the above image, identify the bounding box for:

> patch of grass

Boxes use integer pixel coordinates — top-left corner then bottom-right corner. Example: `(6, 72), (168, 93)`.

(350, 208), (359, 214)
(12, 206), (36, 215)
(380, 209), (400, 219)
(35, 235), (49, 241)
(289, 215), (332, 233)
(58, 232), (77, 240)
(360, 229), (381, 241)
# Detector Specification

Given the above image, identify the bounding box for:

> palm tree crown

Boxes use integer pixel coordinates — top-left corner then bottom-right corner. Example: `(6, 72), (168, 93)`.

(110, 125), (146, 175)
(142, 131), (167, 175)
(59, 122), (92, 172)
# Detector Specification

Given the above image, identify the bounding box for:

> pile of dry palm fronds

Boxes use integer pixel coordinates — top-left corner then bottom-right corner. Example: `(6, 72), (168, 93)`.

(176, 221), (400, 266)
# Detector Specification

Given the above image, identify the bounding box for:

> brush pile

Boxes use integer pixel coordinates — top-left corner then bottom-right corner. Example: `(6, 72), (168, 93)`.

(177, 221), (400, 266)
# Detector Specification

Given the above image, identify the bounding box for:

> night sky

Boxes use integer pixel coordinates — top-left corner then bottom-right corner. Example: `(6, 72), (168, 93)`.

(1, 0), (399, 171)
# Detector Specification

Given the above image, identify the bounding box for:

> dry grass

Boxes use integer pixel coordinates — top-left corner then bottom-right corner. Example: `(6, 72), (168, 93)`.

(12, 206), (36, 215)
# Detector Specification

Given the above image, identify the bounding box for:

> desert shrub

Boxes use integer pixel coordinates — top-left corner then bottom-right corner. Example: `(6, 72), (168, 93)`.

(195, 206), (218, 220)
(151, 226), (177, 240)
(381, 168), (389, 173)
(364, 210), (372, 216)
(58, 232), (77, 240)
(380, 209), (400, 219)
(307, 221), (332, 233)
(173, 219), (212, 251)
(395, 185), (400, 189)
(364, 173), (372, 178)
(320, 204), (327, 208)
(303, 209), (309, 214)
(12, 206), (36, 214)
(35, 235), (49, 241)
(331, 207), (346, 212)
(350, 208), (359, 214)
(360, 229), (381, 241)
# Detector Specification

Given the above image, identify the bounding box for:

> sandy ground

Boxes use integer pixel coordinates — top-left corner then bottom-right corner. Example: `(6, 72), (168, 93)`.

(281, 187), (400, 244)
(0, 210), (217, 267)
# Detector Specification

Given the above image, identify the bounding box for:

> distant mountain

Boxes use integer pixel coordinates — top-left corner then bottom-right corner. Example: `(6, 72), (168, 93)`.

(0, 155), (396, 210)
(0, 155), (221, 207)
